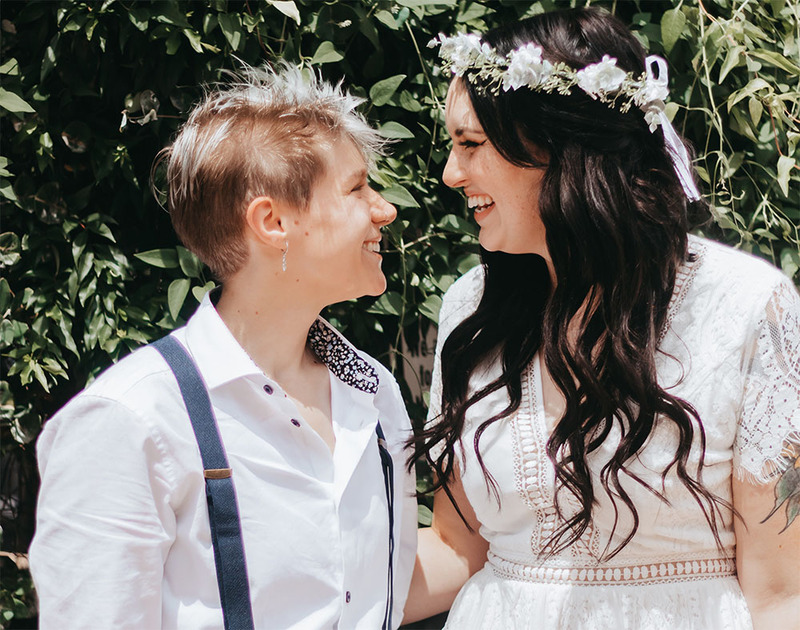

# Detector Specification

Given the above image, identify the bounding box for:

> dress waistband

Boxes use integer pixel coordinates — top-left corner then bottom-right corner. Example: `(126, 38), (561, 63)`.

(487, 551), (737, 586)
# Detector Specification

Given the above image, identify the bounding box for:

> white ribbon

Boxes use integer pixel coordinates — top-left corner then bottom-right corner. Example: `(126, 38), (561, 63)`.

(644, 55), (701, 201)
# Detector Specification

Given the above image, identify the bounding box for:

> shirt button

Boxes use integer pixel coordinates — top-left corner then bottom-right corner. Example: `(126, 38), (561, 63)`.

(290, 418), (301, 427)
(345, 591), (351, 603)
(263, 384), (273, 395)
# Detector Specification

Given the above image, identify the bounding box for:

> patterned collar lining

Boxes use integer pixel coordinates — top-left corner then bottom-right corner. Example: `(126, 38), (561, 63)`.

(307, 320), (379, 395)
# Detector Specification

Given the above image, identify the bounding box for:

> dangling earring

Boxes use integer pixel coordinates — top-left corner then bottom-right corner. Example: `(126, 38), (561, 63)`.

(281, 241), (288, 272)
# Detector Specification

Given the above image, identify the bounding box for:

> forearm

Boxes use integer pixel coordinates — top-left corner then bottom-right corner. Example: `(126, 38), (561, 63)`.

(403, 526), (482, 623)
(746, 595), (800, 630)
(734, 467), (800, 630)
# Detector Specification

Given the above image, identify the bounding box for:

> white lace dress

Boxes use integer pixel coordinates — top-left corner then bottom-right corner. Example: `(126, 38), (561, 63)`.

(427, 236), (800, 630)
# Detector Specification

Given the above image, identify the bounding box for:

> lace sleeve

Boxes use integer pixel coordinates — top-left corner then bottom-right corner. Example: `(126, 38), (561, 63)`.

(735, 275), (800, 483)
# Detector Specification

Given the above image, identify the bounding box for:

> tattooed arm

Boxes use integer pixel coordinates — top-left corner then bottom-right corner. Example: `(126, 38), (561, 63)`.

(733, 451), (800, 630)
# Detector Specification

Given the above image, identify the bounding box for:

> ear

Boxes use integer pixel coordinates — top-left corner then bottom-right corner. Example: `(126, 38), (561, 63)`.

(244, 196), (290, 252)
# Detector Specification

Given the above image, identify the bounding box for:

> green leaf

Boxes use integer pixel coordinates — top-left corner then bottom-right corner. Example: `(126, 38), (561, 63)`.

(417, 504), (432, 527)
(268, 0), (301, 25)
(217, 13), (242, 51)
(728, 78), (771, 109)
(777, 155), (795, 197)
(168, 278), (191, 320)
(380, 184), (419, 208)
(0, 58), (19, 75)
(366, 291), (403, 316)
(456, 2), (489, 23)
(438, 214), (476, 235)
(192, 281), (216, 303)
(0, 178), (16, 201)
(419, 294), (442, 323)
(183, 29), (204, 54)
(748, 97), (763, 126)
(378, 121), (416, 139)
(749, 51), (800, 75)
(0, 232), (21, 267)
(88, 222), (116, 243)
(11, 410), (41, 444)
(0, 88), (35, 114)
(177, 246), (203, 278)
(370, 75), (405, 107)
(0, 278), (10, 314)
(780, 248), (800, 278)
(719, 46), (744, 82)
(311, 41), (343, 65)
(661, 8), (686, 54)
(135, 248), (179, 268)
(374, 9), (398, 30)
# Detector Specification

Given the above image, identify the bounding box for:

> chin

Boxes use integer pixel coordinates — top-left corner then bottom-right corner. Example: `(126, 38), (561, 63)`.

(478, 232), (504, 253)
(365, 280), (387, 297)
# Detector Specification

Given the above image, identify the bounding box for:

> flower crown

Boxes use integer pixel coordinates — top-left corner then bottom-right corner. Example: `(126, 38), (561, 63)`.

(429, 32), (701, 201)
(429, 33), (670, 132)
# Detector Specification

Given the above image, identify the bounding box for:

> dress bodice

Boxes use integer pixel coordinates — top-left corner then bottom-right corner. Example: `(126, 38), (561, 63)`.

(427, 235), (800, 628)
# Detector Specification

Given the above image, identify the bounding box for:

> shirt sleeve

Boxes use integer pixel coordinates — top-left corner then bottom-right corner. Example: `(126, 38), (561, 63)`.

(30, 394), (176, 630)
(735, 274), (800, 483)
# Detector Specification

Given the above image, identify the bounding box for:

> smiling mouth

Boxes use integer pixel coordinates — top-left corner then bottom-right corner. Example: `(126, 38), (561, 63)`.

(362, 241), (381, 253)
(467, 194), (495, 214)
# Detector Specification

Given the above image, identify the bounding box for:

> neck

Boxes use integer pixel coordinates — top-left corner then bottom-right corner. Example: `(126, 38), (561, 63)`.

(214, 267), (323, 383)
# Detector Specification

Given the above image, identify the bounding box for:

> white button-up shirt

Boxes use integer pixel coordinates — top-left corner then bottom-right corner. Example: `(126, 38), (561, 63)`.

(31, 294), (417, 629)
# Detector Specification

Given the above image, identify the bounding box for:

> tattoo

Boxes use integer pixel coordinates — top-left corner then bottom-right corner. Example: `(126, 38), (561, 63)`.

(762, 455), (800, 533)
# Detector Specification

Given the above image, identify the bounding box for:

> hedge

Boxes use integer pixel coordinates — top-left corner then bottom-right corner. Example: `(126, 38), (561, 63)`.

(1, 0), (798, 625)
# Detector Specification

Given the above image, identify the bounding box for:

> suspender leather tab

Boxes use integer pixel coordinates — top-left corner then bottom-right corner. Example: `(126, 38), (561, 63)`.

(204, 468), (233, 479)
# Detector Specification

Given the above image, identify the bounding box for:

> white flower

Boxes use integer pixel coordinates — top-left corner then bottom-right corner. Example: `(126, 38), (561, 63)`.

(503, 43), (553, 91)
(641, 102), (665, 132)
(576, 55), (627, 98)
(436, 33), (484, 76)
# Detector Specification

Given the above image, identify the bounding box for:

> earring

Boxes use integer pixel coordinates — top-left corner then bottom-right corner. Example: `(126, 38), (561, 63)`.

(281, 241), (288, 272)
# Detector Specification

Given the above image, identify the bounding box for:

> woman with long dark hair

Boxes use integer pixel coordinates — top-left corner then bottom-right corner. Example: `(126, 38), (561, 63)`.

(404, 8), (800, 629)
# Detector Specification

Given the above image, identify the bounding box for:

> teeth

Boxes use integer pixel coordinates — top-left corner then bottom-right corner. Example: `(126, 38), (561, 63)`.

(467, 194), (494, 210)
(362, 241), (380, 253)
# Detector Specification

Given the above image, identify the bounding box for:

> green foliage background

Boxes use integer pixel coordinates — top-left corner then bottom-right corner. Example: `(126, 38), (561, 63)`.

(1, 0), (798, 625)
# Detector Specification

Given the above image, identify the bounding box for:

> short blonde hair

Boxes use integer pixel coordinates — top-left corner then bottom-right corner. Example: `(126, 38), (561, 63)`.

(154, 63), (386, 280)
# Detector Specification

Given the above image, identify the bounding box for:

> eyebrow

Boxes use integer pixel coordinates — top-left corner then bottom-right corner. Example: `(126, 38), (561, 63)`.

(345, 167), (368, 186)
(452, 126), (485, 137)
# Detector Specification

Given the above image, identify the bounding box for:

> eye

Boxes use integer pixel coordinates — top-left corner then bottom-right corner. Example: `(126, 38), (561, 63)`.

(458, 139), (485, 149)
(350, 182), (366, 194)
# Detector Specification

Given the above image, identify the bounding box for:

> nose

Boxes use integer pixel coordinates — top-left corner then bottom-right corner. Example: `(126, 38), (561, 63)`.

(370, 188), (397, 226)
(442, 148), (465, 189)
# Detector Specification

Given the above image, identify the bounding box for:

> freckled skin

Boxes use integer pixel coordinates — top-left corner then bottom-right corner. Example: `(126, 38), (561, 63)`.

(443, 80), (549, 259)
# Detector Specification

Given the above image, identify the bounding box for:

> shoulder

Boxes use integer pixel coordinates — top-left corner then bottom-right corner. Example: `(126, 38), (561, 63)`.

(36, 340), (186, 485)
(691, 235), (796, 317)
(694, 235), (790, 293)
(39, 341), (180, 449)
(442, 263), (485, 307)
(79, 343), (173, 404)
(438, 263), (485, 339)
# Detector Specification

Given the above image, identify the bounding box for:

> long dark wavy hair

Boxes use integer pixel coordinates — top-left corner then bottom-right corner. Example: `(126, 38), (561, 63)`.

(412, 7), (729, 559)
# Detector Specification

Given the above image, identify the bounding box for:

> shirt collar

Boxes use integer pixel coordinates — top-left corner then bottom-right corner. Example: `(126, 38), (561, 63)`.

(183, 290), (380, 394)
